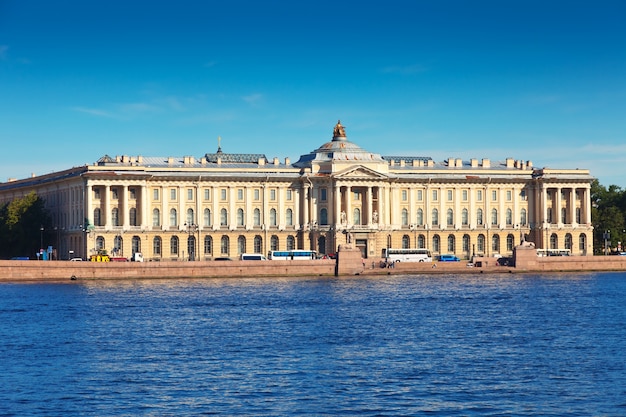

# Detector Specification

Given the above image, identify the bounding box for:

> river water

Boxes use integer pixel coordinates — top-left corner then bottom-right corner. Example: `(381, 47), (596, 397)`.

(1, 273), (625, 416)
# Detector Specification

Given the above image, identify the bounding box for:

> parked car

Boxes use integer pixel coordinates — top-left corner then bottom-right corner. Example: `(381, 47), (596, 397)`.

(214, 257), (233, 261)
(438, 254), (460, 262)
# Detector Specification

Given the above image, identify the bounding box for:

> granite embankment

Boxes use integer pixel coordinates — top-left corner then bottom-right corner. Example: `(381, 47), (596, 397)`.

(1, 253), (626, 282)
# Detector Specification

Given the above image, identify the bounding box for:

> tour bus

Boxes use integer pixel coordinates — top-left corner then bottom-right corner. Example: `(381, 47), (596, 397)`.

(269, 250), (317, 260)
(382, 248), (433, 263)
(240, 253), (267, 261)
(536, 249), (571, 257)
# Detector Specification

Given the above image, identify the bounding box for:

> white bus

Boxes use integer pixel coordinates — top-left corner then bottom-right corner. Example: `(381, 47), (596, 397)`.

(382, 248), (433, 263)
(269, 250), (317, 260)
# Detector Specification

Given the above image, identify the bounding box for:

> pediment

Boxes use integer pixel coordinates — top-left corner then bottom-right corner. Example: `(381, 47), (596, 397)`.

(333, 165), (389, 180)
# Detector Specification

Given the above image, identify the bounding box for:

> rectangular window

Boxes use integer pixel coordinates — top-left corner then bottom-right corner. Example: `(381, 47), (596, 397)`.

(402, 190), (408, 201)
(477, 190), (483, 201)
(221, 189), (227, 201)
(286, 189), (293, 201)
(447, 190), (453, 201)
(320, 188), (327, 201)
(204, 189), (210, 201)
(254, 189), (260, 200)
(417, 190), (423, 201)
(112, 189), (119, 200)
(507, 190), (512, 201)
(354, 190), (361, 200)
(129, 188), (136, 200)
(187, 189), (194, 201)
(462, 190), (468, 201)
(237, 189), (244, 201)
(432, 190), (438, 201)
(153, 189), (159, 201)
(94, 188), (101, 200)
(170, 188), (177, 201)
(492, 190), (497, 201)
(521, 190), (527, 201)
(270, 189), (276, 201)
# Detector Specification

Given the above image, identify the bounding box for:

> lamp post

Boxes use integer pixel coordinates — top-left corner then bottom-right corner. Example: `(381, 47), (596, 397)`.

(603, 230), (610, 256)
(185, 222), (198, 261)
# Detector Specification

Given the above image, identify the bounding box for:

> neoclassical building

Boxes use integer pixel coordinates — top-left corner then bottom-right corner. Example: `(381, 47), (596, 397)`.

(0, 121), (594, 260)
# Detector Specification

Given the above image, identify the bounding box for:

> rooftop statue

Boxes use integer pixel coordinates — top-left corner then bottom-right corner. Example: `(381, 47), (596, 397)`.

(333, 120), (346, 138)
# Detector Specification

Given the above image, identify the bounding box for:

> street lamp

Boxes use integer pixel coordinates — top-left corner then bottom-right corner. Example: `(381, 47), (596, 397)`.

(40, 226), (44, 260)
(603, 230), (611, 256)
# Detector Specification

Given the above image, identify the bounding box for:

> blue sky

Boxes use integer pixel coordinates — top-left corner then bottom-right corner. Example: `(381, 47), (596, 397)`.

(1, 0), (625, 186)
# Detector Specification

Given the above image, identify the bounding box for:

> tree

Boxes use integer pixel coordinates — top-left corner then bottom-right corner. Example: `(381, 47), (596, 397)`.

(0, 192), (52, 259)
(591, 179), (626, 254)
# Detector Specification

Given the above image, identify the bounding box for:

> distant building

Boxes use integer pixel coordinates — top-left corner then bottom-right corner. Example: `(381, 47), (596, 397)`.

(0, 121), (593, 260)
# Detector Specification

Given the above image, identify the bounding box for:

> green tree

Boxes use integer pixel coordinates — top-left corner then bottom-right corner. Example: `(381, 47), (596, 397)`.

(0, 192), (52, 259)
(591, 179), (626, 254)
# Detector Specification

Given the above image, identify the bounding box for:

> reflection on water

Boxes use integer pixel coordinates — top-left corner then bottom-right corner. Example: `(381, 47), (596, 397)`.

(1, 273), (625, 416)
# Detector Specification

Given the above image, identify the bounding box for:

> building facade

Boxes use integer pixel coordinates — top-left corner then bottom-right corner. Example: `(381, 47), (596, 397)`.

(0, 121), (594, 260)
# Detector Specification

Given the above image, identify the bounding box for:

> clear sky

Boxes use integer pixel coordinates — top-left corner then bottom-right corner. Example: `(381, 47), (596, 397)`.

(1, 0), (625, 186)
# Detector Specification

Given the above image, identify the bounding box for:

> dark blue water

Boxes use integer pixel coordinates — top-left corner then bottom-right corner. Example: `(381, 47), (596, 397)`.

(1, 273), (625, 416)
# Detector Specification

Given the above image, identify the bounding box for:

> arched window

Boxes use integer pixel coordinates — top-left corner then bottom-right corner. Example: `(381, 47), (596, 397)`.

(112, 208), (119, 226)
(286, 235), (295, 251)
(477, 208), (483, 226)
(462, 208), (468, 226)
(432, 234), (440, 253)
(113, 235), (123, 256)
(220, 235), (229, 255)
(579, 233), (586, 253)
(416, 209), (423, 226)
(270, 235), (279, 251)
(353, 208), (361, 225)
(319, 208), (327, 226)
(446, 209), (453, 226)
(550, 233), (558, 249)
(387, 234), (392, 249)
(132, 236), (141, 255)
(447, 234), (455, 253)
(220, 208), (228, 226)
(506, 208), (512, 225)
(186, 208), (194, 225)
(204, 236), (212, 256)
(170, 208), (178, 227)
(507, 234), (514, 252)
(565, 233), (572, 250)
(402, 234), (410, 249)
(170, 236), (179, 255)
(254, 235), (262, 253)
(237, 208), (244, 227)
(431, 208), (439, 226)
(401, 209), (408, 226)
(96, 236), (105, 252)
(287, 208), (294, 226)
(152, 208), (160, 227)
(153, 236), (162, 256)
(270, 208), (277, 226)
(204, 208), (212, 227)
(492, 234), (500, 253)
(129, 208), (137, 226)
(237, 235), (246, 254)
(418, 234), (425, 249)
(187, 235), (196, 261)
(520, 208), (527, 226)
(491, 209), (498, 226)
(94, 208), (101, 226)
(254, 208), (261, 226)
(463, 234), (470, 253)
(477, 234), (485, 253)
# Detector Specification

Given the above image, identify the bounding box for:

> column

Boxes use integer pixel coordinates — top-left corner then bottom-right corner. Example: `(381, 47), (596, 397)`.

(469, 185), (476, 229)
(141, 184), (148, 230)
(229, 187), (235, 229)
(367, 186), (373, 225)
(86, 184), (93, 228)
(212, 187), (218, 230)
(499, 188), (505, 229)
(302, 183), (309, 227)
(569, 188), (576, 225)
(334, 185), (341, 228)
(122, 185), (129, 228)
(454, 188), (461, 229)
(584, 186), (592, 224)
(541, 185), (548, 225)
(376, 186), (383, 225)
(246, 187), (252, 229)
(104, 185), (111, 228)
(162, 186), (169, 229)
(346, 186), (352, 226)
(556, 186), (562, 226)
(178, 186), (185, 230)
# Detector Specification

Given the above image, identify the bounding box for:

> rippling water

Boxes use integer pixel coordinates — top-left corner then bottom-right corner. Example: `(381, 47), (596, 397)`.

(1, 273), (625, 416)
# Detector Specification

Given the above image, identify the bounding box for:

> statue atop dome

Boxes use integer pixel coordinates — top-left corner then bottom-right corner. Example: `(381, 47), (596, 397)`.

(333, 120), (347, 139)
